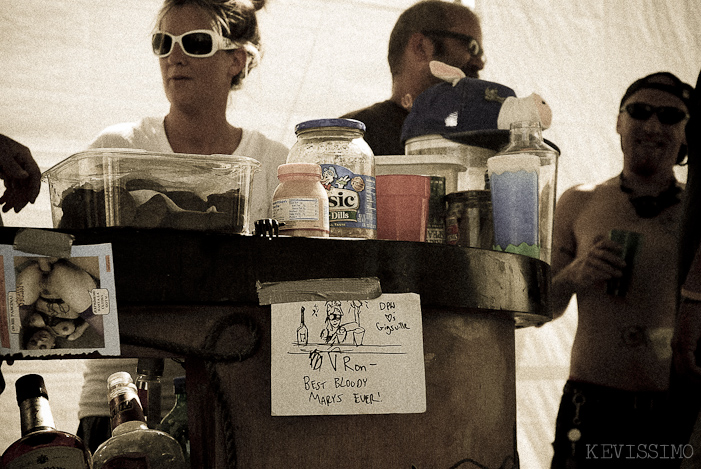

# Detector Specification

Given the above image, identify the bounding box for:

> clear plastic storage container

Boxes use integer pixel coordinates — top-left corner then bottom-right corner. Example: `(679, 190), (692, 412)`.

(404, 134), (496, 193)
(42, 149), (260, 233)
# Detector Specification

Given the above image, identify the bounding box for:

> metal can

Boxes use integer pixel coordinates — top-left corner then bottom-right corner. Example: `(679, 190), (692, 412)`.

(426, 176), (446, 244)
(287, 119), (376, 239)
(445, 190), (494, 249)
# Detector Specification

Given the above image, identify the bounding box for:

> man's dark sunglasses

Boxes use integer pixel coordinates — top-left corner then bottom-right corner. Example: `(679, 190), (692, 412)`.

(421, 29), (482, 57)
(620, 102), (689, 126)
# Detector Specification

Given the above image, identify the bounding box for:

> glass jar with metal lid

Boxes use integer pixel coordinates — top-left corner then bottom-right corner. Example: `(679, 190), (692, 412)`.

(287, 118), (376, 239)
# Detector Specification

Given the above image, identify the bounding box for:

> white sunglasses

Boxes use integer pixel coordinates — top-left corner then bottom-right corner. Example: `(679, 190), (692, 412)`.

(152, 29), (238, 58)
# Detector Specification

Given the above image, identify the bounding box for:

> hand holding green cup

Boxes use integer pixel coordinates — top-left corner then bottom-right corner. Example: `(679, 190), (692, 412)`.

(606, 229), (643, 297)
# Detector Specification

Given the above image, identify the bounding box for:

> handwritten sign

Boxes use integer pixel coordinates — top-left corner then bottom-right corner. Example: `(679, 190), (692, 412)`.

(271, 293), (426, 416)
(90, 289), (111, 315)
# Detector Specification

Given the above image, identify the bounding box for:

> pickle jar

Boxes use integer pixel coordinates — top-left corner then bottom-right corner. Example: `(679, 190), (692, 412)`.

(286, 118), (376, 239)
(272, 163), (330, 237)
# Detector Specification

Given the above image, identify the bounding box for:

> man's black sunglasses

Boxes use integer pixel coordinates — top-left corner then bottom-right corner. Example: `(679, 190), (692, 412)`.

(421, 29), (482, 57)
(620, 102), (689, 126)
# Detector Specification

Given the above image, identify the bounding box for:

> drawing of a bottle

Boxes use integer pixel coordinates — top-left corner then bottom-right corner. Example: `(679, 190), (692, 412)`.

(348, 300), (365, 346)
(297, 306), (309, 346)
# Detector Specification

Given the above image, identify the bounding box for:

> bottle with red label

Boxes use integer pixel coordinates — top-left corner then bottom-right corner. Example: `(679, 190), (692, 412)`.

(92, 372), (186, 469)
(286, 118), (376, 239)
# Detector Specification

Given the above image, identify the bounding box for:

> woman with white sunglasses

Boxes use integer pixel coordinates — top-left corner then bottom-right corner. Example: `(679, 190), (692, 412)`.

(75, 0), (288, 453)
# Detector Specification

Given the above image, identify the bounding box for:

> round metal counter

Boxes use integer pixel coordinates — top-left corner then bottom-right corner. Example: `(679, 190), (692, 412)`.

(0, 227), (551, 468)
(6, 227), (549, 327)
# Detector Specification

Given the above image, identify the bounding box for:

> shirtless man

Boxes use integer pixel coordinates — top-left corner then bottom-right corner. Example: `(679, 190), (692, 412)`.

(549, 72), (694, 468)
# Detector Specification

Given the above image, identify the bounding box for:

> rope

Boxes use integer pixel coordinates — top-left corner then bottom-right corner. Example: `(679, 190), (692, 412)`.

(121, 312), (261, 468)
(119, 312), (259, 362)
(447, 455), (517, 469)
(202, 313), (261, 468)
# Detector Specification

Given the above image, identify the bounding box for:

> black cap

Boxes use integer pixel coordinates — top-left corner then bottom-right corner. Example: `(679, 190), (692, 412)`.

(620, 72), (694, 112)
(136, 358), (165, 376)
(15, 374), (48, 405)
(173, 376), (186, 394)
(621, 72), (695, 165)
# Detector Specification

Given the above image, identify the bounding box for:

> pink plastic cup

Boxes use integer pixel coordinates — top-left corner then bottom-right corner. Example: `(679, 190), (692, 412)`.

(376, 175), (431, 242)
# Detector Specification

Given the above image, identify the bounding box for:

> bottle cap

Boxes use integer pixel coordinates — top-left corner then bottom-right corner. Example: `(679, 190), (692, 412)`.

(15, 374), (48, 405)
(277, 163), (322, 178)
(107, 371), (134, 391)
(294, 118), (366, 134)
(136, 357), (165, 376)
(174, 376), (186, 394)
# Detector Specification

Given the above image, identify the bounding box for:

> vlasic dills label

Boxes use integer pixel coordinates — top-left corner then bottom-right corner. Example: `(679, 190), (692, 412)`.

(320, 164), (376, 230)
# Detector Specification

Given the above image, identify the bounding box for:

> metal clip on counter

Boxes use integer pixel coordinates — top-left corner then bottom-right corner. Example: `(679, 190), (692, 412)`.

(0, 226), (550, 468)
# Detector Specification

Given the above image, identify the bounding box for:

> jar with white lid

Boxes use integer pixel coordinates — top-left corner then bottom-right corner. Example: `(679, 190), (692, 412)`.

(272, 163), (329, 237)
(286, 118), (376, 239)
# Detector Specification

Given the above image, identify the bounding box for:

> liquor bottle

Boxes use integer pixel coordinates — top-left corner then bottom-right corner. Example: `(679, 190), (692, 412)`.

(296, 306), (308, 345)
(92, 372), (187, 469)
(134, 357), (164, 428)
(158, 376), (190, 464)
(1, 374), (92, 469)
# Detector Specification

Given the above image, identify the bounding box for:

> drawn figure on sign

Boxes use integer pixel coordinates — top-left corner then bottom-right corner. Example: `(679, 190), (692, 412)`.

(321, 301), (347, 344)
(319, 301), (365, 346)
(345, 300), (366, 345)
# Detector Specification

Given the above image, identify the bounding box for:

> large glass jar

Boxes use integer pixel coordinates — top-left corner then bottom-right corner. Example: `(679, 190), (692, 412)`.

(287, 119), (376, 239)
(487, 121), (559, 263)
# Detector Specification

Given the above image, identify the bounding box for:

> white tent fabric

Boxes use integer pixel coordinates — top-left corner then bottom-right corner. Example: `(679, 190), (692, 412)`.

(477, 2), (700, 467)
(1, 1), (700, 466)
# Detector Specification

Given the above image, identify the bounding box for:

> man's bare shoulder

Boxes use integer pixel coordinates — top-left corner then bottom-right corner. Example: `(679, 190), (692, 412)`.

(559, 182), (596, 202)
(557, 177), (617, 212)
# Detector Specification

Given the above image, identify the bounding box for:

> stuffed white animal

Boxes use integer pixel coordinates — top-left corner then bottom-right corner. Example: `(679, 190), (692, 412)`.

(497, 93), (552, 130)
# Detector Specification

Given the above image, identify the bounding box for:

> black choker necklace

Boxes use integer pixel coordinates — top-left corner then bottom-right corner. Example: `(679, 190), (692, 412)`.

(619, 173), (681, 218)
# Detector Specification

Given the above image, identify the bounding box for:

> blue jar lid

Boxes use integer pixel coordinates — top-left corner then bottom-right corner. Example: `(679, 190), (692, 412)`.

(295, 118), (366, 134)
